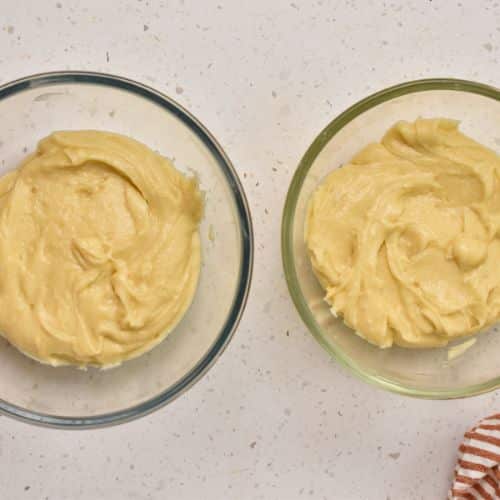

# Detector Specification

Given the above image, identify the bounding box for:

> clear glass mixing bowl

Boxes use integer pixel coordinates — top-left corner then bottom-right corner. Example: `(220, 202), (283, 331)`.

(282, 79), (500, 399)
(0, 71), (253, 427)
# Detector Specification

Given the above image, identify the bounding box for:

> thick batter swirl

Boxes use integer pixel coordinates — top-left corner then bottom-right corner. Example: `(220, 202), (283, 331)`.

(0, 131), (203, 366)
(306, 119), (500, 348)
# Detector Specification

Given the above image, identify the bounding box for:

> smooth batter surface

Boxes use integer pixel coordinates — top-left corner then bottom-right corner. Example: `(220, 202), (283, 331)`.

(306, 118), (500, 348)
(0, 131), (203, 366)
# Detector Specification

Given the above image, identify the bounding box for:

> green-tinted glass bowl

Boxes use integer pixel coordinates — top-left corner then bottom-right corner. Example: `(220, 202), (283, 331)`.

(282, 79), (500, 399)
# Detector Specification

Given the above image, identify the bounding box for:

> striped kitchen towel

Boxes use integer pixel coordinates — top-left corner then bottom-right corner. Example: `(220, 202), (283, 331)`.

(450, 413), (500, 499)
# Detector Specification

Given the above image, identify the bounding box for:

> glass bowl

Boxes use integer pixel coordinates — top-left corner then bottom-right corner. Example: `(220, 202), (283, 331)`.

(282, 79), (500, 399)
(0, 71), (253, 427)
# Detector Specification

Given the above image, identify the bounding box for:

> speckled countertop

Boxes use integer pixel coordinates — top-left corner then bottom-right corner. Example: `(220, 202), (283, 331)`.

(0, 1), (499, 499)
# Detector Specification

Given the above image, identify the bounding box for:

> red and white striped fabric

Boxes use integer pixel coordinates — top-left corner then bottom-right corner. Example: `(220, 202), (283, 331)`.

(450, 413), (500, 499)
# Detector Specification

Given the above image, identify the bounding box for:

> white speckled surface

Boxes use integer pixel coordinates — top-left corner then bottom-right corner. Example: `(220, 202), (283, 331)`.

(0, 1), (499, 499)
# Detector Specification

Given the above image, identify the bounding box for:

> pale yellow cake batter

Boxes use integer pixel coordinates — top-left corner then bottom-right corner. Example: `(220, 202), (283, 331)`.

(0, 131), (203, 366)
(306, 118), (500, 348)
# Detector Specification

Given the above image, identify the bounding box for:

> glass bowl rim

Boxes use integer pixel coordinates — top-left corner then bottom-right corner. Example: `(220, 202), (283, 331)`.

(282, 78), (500, 400)
(0, 70), (254, 428)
